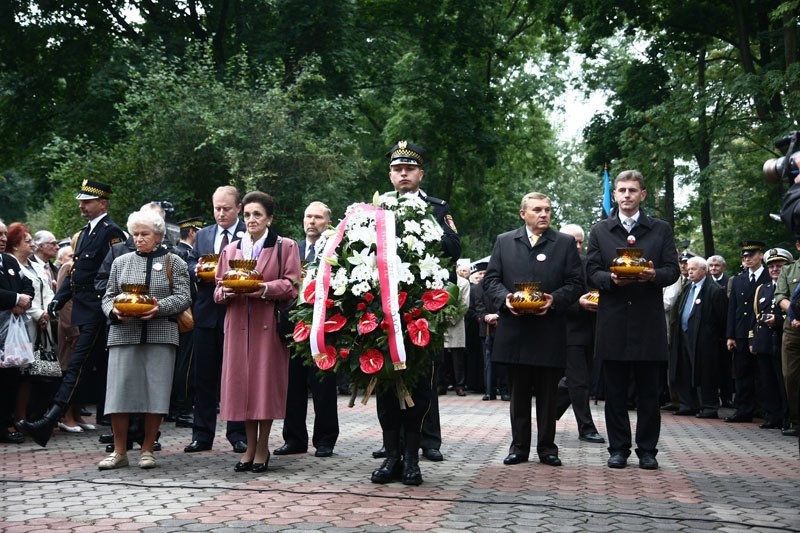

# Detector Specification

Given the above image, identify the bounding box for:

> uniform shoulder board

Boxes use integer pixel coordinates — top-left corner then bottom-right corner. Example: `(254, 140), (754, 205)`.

(426, 195), (447, 206)
(109, 237), (125, 245)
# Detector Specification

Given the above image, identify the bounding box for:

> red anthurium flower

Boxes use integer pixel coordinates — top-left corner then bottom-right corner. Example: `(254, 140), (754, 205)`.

(380, 318), (390, 331)
(293, 321), (311, 342)
(357, 312), (379, 334)
(325, 298), (334, 308)
(407, 318), (430, 347)
(360, 349), (384, 374)
(403, 312), (413, 323)
(339, 348), (350, 359)
(324, 313), (347, 332)
(422, 289), (449, 311)
(397, 291), (408, 308)
(303, 280), (317, 303)
(364, 292), (375, 303)
(314, 345), (337, 370)
(357, 302), (366, 311)
(411, 307), (422, 318)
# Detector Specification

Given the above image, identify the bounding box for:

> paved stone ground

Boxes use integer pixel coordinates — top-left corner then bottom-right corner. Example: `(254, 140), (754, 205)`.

(1, 393), (798, 532)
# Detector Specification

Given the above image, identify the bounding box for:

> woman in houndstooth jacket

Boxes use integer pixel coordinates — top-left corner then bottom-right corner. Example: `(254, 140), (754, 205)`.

(99, 209), (191, 470)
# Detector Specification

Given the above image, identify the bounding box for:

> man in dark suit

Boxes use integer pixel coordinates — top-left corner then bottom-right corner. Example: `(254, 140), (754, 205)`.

(18, 180), (126, 447)
(707, 254), (733, 407)
(483, 192), (583, 467)
(184, 186), (247, 453)
(555, 223), (605, 444)
(274, 201), (339, 458)
(371, 141), (460, 486)
(725, 240), (769, 423)
(0, 219), (34, 444)
(707, 255), (729, 289)
(587, 170), (680, 470)
(669, 256), (727, 418)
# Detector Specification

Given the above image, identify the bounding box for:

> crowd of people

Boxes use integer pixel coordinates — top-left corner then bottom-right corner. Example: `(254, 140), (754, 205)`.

(1, 151), (798, 483)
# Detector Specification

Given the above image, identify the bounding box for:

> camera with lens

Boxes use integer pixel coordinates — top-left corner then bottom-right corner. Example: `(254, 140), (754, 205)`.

(764, 131), (800, 184)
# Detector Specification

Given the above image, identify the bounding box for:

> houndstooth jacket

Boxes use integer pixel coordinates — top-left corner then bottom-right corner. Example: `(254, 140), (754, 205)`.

(101, 249), (191, 347)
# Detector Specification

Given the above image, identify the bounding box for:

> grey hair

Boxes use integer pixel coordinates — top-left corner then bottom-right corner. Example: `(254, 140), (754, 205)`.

(140, 201), (166, 220)
(33, 230), (56, 250)
(56, 246), (73, 263)
(687, 256), (707, 270)
(127, 209), (166, 235)
(707, 254), (726, 266)
(559, 223), (584, 240)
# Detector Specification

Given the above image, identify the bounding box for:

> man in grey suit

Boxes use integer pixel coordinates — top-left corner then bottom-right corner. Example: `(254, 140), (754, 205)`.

(183, 186), (247, 453)
(483, 192), (584, 467)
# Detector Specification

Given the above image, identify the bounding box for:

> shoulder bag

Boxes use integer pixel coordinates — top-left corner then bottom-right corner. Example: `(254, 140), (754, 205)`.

(166, 253), (195, 333)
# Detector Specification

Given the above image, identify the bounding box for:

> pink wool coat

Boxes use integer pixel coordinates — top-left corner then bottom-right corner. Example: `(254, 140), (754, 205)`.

(214, 233), (300, 421)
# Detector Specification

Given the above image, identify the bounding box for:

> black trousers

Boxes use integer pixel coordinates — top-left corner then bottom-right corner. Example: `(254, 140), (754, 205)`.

(282, 352), (339, 450)
(171, 330), (194, 414)
(732, 339), (757, 416)
(0, 367), (20, 429)
(376, 363), (433, 437)
(556, 344), (598, 435)
(53, 316), (107, 413)
(756, 350), (788, 424)
(603, 360), (663, 456)
(191, 326), (245, 446)
(420, 360), (442, 451)
(508, 364), (561, 459)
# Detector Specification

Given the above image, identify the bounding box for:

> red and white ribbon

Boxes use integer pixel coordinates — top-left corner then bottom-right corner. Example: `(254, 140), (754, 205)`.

(309, 204), (406, 369)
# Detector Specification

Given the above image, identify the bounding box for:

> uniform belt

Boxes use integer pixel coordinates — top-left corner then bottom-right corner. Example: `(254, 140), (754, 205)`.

(71, 283), (97, 292)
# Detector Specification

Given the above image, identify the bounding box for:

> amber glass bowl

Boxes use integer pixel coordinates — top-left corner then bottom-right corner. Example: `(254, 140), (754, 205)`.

(610, 248), (648, 278)
(587, 289), (599, 304)
(222, 259), (263, 293)
(113, 284), (157, 316)
(196, 253), (219, 282)
(509, 282), (546, 313)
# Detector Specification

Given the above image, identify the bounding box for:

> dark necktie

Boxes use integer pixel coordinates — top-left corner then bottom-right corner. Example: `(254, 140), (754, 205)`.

(750, 272), (756, 286)
(306, 243), (315, 262)
(219, 229), (229, 252)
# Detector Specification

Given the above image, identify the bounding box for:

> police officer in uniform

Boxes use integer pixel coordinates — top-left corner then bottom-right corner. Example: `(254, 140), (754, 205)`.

(19, 180), (125, 447)
(371, 141), (460, 485)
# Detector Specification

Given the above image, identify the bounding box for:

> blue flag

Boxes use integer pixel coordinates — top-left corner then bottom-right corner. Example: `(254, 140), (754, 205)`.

(602, 165), (612, 218)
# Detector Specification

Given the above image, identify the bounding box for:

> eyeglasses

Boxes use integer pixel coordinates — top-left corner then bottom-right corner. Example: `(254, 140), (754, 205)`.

(43, 241), (58, 246)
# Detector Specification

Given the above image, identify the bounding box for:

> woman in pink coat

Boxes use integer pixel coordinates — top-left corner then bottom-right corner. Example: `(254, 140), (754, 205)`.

(214, 191), (300, 473)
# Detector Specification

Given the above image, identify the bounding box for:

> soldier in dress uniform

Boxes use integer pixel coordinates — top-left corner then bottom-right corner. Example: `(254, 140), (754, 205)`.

(18, 180), (125, 447)
(174, 218), (203, 261)
(370, 141), (460, 485)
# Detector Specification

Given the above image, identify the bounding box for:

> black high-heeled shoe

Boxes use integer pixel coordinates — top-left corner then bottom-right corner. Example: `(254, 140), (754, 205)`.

(234, 460), (253, 472)
(251, 452), (270, 473)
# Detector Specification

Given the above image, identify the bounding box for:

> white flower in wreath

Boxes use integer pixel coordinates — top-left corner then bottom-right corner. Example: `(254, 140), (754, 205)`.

(348, 225), (376, 247)
(420, 218), (444, 242)
(351, 280), (372, 297)
(418, 253), (443, 281)
(426, 278), (445, 289)
(396, 259), (415, 284)
(403, 219), (422, 235)
(347, 246), (376, 268)
(412, 240), (426, 255)
(401, 234), (418, 251)
(331, 267), (349, 296)
(350, 263), (376, 284)
(378, 194), (398, 209)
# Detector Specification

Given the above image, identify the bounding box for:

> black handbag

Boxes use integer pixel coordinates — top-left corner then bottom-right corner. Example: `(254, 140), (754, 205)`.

(26, 328), (62, 379)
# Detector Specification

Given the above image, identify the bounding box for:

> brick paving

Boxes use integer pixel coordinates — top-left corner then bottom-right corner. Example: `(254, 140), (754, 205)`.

(1, 393), (798, 532)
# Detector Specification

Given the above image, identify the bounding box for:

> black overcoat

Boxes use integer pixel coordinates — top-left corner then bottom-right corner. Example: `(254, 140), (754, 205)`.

(669, 279), (727, 385)
(586, 208), (680, 362)
(483, 226), (583, 368)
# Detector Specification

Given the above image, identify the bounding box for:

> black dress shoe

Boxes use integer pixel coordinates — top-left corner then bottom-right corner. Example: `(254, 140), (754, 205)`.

(724, 412), (753, 423)
(80, 407), (93, 417)
(607, 452), (627, 469)
(372, 446), (387, 458)
(481, 395), (491, 401)
(456, 388), (466, 396)
(638, 453), (658, 470)
(184, 440), (212, 453)
(99, 433), (114, 444)
(234, 460), (253, 472)
(96, 415), (112, 427)
(422, 448), (443, 461)
(1, 430), (24, 444)
(232, 440), (247, 454)
(579, 432), (605, 444)
(105, 441), (134, 453)
(500, 394), (511, 402)
(540, 454), (562, 466)
(503, 453), (529, 465)
(660, 404), (679, 412)
(175, 414), (194, 428)
(252, 455), (270, 473)
(673, 409), (698, 416)
(273, 443), (307, 455)
(695, 411), (718, 419)
(782, 427), (799, 437)
(315, 446), (333, 457)
(759, 420), (781, 429)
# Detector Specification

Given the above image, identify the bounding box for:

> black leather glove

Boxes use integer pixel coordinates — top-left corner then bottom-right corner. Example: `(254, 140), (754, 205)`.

(47, 299), (60, 319)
